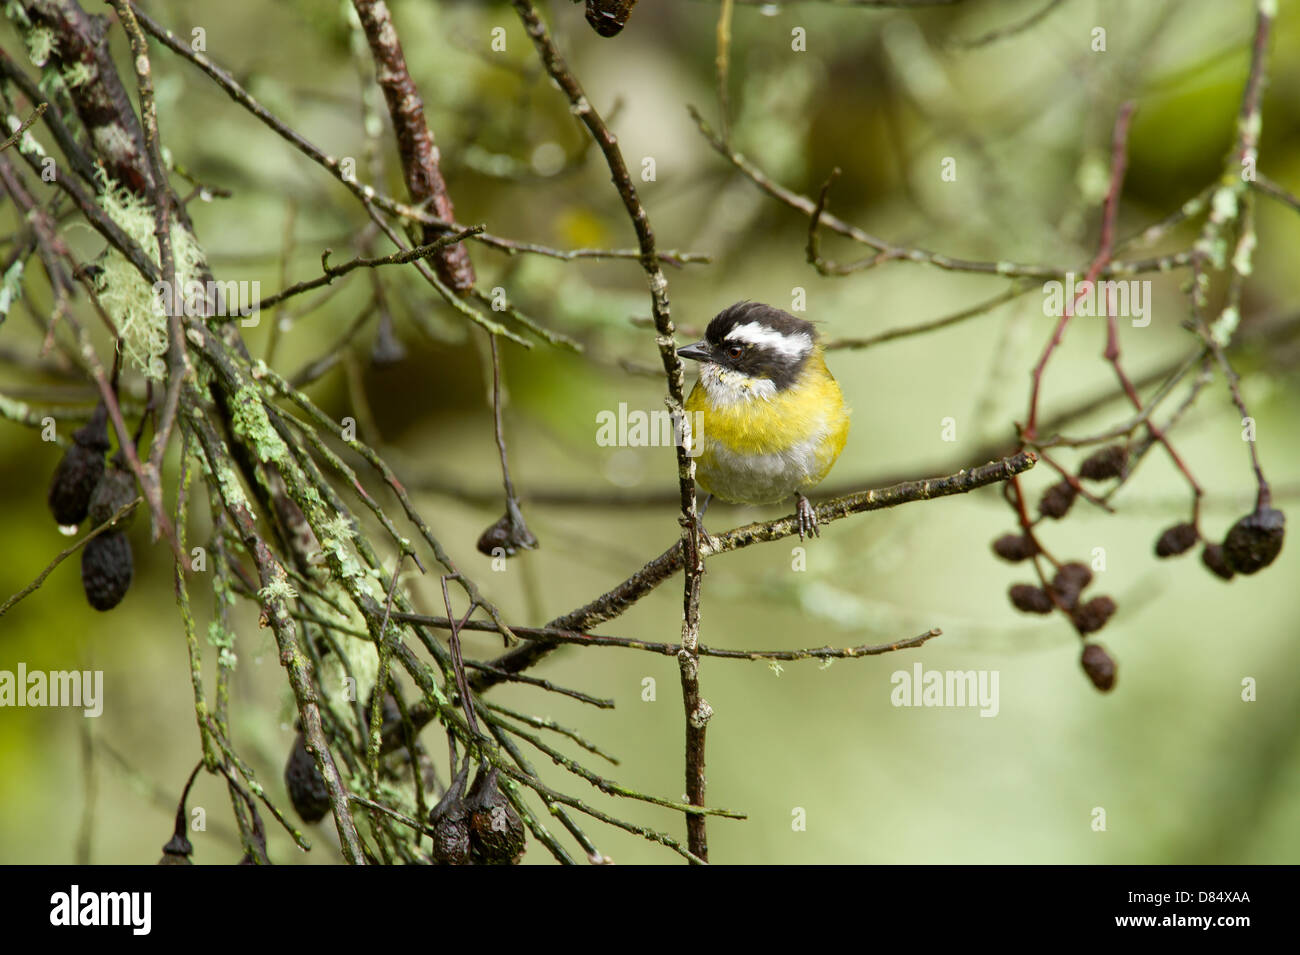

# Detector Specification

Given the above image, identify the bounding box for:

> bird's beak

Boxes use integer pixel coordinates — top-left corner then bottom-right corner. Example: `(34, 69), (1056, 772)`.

(677, 341), (711, 362)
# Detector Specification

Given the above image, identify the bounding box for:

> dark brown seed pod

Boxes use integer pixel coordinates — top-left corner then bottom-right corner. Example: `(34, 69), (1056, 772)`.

(1038, 480), (1077, 520)
(476, 500), (538, 559)
(465, 765), (526, 865)
(585, 0), (638, 37)
(992, 533), (1038, 562)
(80, 531), (133, 611)
(1071, 595), (1117, 634)
(1009, 583), (1053, 614)
(159, 764), (200, 865)
(284, 732), (330, 824)
(1078, 445), (1126, 481)
(1080, 643), (1117, 692)
(1051, 561), (1093, 610)
(47, 404), (110, 525)
(1222, 507), (1285, 575)
(87, 454), (137, 530)
(429, 760), (472, 866)
(157, 831), (193, 866)
(1154, 522), (1198, 558)
(1200, 542), (1235, 581)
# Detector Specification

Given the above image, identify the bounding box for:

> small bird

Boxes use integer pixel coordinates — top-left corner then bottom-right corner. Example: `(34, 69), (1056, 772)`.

(678, 302), (850, 540)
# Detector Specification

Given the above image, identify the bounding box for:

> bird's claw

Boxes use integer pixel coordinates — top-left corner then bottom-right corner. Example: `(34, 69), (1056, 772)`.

(796, 494), (819, 541)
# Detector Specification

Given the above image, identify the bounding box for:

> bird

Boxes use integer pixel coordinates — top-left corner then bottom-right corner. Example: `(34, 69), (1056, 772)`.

(678, 302), (850, 540)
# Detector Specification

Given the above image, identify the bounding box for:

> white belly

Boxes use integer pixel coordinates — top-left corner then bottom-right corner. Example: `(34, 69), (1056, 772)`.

(697, 431), (825, 505)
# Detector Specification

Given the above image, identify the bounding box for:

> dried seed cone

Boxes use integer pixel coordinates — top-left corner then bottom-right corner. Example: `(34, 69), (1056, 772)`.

(157, 832), (193, 866)
(1154, 522), (1198, 558)
(284, 732), (330, 824)
(586, 0), (638, 37)
(1071, 595), (1117, 634)
(1078, 445), (1126, 481)
(1038, 480), (1077, 519)
(1200, 542), (1235, 581)
(80, 531), (133, 611)
(48, 405), (110, 525)
(476, 505), (539, 558)
(87, 457), (136, 530)
(1051, 562), (1093, 610)
(1009, 583), (1053, 614)
(466, 766), (526, 865)
(1222, 507), (1285, 575)
(1080, 643), (1117, 692)
(992, 533), (1037, 562)
(429, 762), (471, 866)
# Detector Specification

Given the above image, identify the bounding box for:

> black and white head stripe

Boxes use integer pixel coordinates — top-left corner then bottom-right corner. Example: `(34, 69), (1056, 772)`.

(723, 318), (813, 359)
(700, 302), (817, 390)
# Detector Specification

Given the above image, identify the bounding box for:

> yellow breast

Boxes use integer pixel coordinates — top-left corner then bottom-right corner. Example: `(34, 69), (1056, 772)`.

(685, 349), (850, 505)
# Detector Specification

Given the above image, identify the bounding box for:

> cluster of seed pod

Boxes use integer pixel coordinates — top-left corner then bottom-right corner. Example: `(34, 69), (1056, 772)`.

(284, 693), (407, 824)
(429, 759), (526, 865)
(46, 404), (137, 611)
(995, 442), (1286, 692)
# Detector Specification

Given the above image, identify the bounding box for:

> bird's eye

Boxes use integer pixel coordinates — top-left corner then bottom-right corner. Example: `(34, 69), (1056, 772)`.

(726, 345), (743, 359)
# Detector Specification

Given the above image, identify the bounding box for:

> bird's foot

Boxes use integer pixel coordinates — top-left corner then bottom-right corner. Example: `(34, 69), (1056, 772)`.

(682, 510), (718, 561)
(795, 493), (820, 541)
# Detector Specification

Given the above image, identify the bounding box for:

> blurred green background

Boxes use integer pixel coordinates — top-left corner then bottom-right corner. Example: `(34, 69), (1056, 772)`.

(2, 0), (1299, 864)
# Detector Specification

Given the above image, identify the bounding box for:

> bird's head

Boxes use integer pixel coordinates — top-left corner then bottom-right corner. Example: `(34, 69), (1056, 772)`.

(677, 302), (817, 400)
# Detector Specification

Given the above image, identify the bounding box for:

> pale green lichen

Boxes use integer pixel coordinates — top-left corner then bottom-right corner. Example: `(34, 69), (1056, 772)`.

(1211, 306), (1239, 348)
(5, 1), (31, 27)
(0, 258), (25, 319)
(228, 385), (290, 464)
(25, 27), (55, 67)
(258, 573), (298, 605)
(1210, 185), (1239, 224)
(0, 393), (32, 422)
(212, 458), (252, 514)
(91, 169), (208, 379)
(207, 619), (234, 651)
(62, 60), (96, 89)
(1231, 229), (1256, 277)
(321, 514), (355, 543)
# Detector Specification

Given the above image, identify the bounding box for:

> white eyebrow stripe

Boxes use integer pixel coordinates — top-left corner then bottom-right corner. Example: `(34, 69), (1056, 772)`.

(723, 321), (813, 359)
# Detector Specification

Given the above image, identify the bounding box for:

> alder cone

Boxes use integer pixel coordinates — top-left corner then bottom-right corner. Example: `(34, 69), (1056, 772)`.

(1050, 562), (1093, 610)
(284, 732), (330, 824)
(429, 762), (471, 866)
(1038, 480), (1077, 519)
(1009, 584), (1053, 614)
(1200, 542), (1235, 581)
(87, 458), (137, 529)
(80, 531), (133, 610)
(1071, 595), (1117, 634)
(585, 0), (638, 36)
(1222, 507), (1285, 575)
(157, 832), (193, 866)
(1078, 445), (1126, 481)
(466, 766), (526, 865)
(48, 406), (110, 525)
(1154, 522), (1198, 558)
(992, 533), (1037, 562)
(1080, 644), (1117, 692)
